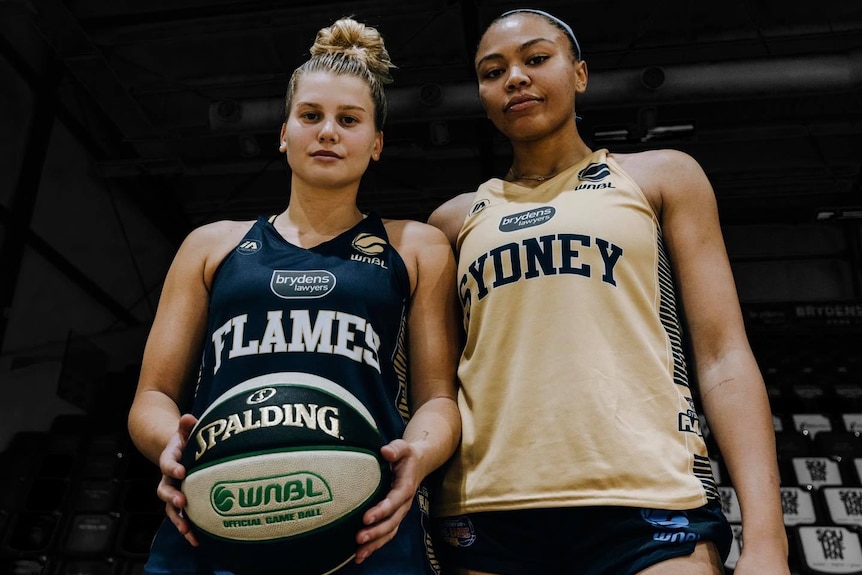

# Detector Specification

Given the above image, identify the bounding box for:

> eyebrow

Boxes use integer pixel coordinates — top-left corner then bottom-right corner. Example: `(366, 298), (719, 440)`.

(475, 37), (555, 68)
(294, 102), (369, 113)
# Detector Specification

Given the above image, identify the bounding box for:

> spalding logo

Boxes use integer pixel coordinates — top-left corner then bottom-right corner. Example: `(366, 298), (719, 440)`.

(192, 402), (342, 460)
(247, 387), (277, 405)
(578, 163), (611, 182)
(352, 233), (387, 256)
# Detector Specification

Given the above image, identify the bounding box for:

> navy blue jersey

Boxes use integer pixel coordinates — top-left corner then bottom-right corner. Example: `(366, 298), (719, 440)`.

(144, 213), (441, 575)
(190, 213), (411, 443)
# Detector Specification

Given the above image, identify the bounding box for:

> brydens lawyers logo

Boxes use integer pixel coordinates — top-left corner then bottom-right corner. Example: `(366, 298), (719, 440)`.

(270, 270), (336, 299)
(499, 206), (555, 232)
(578, 163), (611, 181)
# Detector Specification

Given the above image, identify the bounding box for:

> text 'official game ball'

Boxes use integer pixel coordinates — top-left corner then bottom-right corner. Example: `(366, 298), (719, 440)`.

(181, 372), (391, 575)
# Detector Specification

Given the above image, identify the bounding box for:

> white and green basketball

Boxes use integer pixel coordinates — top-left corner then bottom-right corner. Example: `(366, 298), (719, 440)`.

(181, 372), (391, 575)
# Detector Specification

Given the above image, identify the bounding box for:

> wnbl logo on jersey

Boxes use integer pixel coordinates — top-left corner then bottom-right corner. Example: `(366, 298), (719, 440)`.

(575, 163), (615, 191)
(352, 233), (386, 255)
(351, 233), (388, 268)
(578, 163), (611, 182)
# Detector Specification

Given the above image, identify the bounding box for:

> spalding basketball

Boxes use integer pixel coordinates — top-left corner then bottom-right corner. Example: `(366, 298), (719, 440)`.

(180, 372), (391, 575)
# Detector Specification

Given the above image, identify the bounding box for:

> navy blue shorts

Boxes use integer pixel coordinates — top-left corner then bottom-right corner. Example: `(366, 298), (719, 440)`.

(143, 488), (441, 575)
(433, 502), (731, 575)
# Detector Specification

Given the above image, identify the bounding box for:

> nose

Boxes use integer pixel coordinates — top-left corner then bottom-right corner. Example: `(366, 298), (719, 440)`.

(318, 118), (338, 142)
(506, 65), (530, 90)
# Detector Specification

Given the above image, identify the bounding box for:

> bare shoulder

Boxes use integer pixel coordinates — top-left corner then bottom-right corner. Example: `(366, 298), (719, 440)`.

(383, 218), (451, 254)
(612, 148), (705, 184)
(427, 192), (477, 248)
(429, 191), (477, 221)
(178, 219), (257, 280)
(183, 219), (255, 252)
(383, 218), (455, 295)
(187, 219), (253, 241)
(611, 149), (713, 214)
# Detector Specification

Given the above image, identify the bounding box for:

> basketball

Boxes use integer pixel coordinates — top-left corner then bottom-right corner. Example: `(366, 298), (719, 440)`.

(180, 372), (392, 575)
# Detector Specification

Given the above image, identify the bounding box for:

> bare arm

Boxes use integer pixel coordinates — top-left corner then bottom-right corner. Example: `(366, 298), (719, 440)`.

(653, 150), (788, 573)
(128, 226), (214, 465)
(129, 220), (253, 461)
(356, 219), (461, 562)
(127, 220), (252, 544)
(427, 191), (476, 251)
(401, 220), (462, 477)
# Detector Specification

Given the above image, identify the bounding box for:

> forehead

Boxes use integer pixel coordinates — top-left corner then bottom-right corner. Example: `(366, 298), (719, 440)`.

(476, 14), (568, 61)
(292, 71), (373, 107)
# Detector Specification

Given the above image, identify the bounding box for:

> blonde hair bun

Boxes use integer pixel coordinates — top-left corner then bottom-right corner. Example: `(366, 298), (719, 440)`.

(310, 17), (395, 85)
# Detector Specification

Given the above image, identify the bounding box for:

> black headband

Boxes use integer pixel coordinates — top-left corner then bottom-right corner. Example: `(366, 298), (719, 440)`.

(500, 9), (582, 60)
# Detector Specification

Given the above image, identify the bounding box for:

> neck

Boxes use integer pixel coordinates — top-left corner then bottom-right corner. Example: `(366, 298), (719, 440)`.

(506, 130), (592, 184)
(288, 176), (362, 220)
(507, 167), (560, 182)
(274, 193), (363, 247)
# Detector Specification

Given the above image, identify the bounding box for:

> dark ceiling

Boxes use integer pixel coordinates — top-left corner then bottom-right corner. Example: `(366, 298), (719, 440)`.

(3, 0), (862, 245)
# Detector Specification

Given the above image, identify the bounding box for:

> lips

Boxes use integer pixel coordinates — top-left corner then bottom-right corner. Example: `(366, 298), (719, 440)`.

(311, 150), (341, 159)
(505, 94), (542, 112)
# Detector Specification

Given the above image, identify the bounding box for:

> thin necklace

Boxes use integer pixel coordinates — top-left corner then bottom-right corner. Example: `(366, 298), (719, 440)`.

(507, 167), (559, 182)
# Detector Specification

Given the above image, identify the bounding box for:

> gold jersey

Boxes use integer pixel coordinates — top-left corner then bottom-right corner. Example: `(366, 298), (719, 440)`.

(434, 149), (718, 516)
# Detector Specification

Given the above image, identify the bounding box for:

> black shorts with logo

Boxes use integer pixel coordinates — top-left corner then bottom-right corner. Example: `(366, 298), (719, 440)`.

(433, 502), (731, 575)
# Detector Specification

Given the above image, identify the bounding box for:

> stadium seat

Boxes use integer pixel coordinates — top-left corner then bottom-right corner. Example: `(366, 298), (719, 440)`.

(782, 486), (820, 527)
(791, 456), (846, 489)
(792, 413), (834, 438)
(821, 486), (862, 529)
(792, 524), (862, 574)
